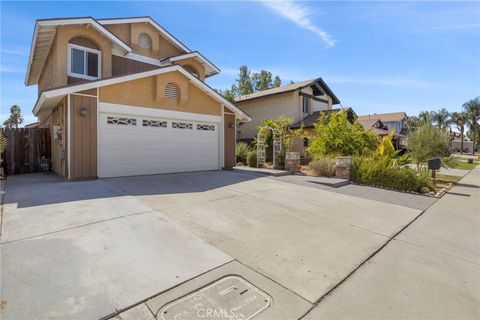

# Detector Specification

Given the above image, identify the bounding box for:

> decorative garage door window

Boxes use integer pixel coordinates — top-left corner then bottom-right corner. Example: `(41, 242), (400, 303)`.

(143, 119), (167, 128)
(197, 124), (215, 131)
(107, 116), (136, 126)
(172, 122), (193, 129)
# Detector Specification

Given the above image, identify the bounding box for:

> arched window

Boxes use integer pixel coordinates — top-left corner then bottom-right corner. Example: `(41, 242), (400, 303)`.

(183, 65), (199, 78)
(68, 37), (101, 79)
(138, 33), (152, 49)
(165, 83), (178, 99)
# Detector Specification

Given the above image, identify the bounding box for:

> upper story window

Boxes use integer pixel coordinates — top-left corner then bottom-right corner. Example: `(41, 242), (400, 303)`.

(138, 33), (152, 49)
(68, 43), (101, 80)
(302, 97), (309, 113)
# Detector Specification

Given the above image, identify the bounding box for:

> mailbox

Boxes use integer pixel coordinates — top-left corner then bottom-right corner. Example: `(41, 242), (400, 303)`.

(427, 158), (441, 170)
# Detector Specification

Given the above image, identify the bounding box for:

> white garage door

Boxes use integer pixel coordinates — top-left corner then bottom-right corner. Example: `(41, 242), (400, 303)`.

(98, 108), (220, 178)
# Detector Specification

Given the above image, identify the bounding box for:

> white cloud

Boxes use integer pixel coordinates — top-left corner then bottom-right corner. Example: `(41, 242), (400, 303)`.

(260, 0), (336, 48)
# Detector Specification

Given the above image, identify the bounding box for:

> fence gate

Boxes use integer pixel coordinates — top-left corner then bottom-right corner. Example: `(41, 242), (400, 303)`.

(1, 128), (51, 175)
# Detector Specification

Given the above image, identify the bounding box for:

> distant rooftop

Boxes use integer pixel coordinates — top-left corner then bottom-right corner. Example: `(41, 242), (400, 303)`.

(358, 112), (408, 123)
(235, 78), (341, 105)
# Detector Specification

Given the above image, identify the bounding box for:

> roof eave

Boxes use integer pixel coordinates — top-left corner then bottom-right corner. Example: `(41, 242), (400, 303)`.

(33, 65), (250, 121)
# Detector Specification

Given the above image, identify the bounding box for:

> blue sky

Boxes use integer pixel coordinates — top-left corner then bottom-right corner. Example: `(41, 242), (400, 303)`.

(1, 1), (479, 126)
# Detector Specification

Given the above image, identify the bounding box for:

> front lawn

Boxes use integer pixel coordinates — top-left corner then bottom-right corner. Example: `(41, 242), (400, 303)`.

(436, 174), (462, 183)
(451, 161), (479, 170)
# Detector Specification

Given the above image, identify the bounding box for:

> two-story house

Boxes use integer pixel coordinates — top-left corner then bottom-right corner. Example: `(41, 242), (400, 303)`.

(235, 78), (341, 142)
(26, 16), (250, 179)
(357, 112), (408, 148)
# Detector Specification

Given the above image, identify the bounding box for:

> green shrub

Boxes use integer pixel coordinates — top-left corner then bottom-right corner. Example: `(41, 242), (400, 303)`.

(309, 158), (336, 177)
(247, 150), (257, 167)
(235, 142), (252, 164)
(351, 156), (434, 192)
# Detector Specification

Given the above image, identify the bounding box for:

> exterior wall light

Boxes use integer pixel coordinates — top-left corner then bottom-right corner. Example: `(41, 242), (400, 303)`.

(79, 107), (88, 117)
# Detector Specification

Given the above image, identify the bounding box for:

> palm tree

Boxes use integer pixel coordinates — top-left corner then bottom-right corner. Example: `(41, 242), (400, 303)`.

(3, 105), (24, 129)
(406, 115), (421, 132)
(418, 111), (432, 125)
(451, 112), (469, 154)
(464, 97), (480, 155)
(431, 108), (451, 131)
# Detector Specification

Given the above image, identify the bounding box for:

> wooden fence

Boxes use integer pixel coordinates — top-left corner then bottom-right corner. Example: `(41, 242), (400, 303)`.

(1, 128), (51, 175)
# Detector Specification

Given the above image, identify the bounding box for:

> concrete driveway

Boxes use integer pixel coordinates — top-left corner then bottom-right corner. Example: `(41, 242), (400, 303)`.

(107, 170), (423, 304)
(2, 170), (424, 319)
(0, 174), (231, 319)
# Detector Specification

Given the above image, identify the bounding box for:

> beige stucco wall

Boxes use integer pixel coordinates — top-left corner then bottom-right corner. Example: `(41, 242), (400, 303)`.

(99, 71), (221, 116)
(37, 25), (113, 94)
(299, 86), (331, 113)
(106, 22), (184, 60)
(236, 91), (299, 140)
(104, 23), (131, 45)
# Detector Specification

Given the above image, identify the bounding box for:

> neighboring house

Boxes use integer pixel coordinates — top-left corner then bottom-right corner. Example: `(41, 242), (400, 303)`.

(357, 117), (405, 149)
(27, 16), (250, 179)
(289, 107), (357, 156)
(235, 78), (341, 142)
(357, 112), (408, 147)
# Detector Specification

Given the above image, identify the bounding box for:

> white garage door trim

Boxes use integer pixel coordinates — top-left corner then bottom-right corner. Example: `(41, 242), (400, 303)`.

(97, 102), (223, 178)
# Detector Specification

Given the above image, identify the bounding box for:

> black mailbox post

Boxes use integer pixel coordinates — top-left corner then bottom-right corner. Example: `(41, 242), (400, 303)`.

(428, 158), (441, 179)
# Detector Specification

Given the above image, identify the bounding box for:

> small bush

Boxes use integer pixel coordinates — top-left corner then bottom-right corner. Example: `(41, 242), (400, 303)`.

(247, 150), (257, 167)
(235, 142), (252, 164)
(309, 157), (336, 177)
(351, 156), (434, 192)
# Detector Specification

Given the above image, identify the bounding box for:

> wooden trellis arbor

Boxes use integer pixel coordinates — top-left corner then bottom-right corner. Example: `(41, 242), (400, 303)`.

(257, 126), (281, 168)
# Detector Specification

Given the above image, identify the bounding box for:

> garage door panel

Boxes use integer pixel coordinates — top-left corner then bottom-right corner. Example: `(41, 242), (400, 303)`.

(98, 110), (219, 178)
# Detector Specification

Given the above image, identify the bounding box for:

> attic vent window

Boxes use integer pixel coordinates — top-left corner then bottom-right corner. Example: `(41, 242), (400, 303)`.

(165, 83), (178, 99)
(139, 33), (152, 49)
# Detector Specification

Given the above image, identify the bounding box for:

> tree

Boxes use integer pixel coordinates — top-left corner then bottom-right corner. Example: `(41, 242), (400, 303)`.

(236, 65), (254, 96)
(408, 123), (449, 169)
(407, 115), (421, 132)
(273, 75), (281, 87)
(252, 70), (273, 91)
(3, 105), (24, 129)
(464, 97), (480, 155)
(418, 110), (433, 125)
(431, 108), (451, 131)
(215, 86), (237, 103)
(450, 112), (469, 154)
(307, 111), (378, 157)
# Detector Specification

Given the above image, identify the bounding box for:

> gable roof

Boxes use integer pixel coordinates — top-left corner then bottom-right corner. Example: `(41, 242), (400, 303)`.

(235, 78), (340, 105)
(97, 16), (190, 53)
(358, 118), (382, 130)
(32, 65), (250, 121)
(25, 17), (133, 86)
(160, 51), (220, 77)
(290, 108), (357, 129)
(358, 112), (408, 123)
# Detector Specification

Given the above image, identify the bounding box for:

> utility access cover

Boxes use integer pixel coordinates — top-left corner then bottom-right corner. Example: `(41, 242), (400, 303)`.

(158, 276), (272, 320)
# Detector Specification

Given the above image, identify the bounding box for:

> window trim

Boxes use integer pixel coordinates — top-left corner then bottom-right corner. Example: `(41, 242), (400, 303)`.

(67, 43), (101, 80)
(302, 97), (309, 113)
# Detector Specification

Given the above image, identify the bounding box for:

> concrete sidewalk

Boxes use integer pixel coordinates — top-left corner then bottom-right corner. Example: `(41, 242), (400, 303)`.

(305, 167), (480, 319)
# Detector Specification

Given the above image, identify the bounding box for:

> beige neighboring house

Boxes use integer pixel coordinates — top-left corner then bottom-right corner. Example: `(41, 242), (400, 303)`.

(357, 117), (405, 149)
(235, 78), (341, 142)
(357, 112), (408, 147)
(26, 16), (250, 179)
